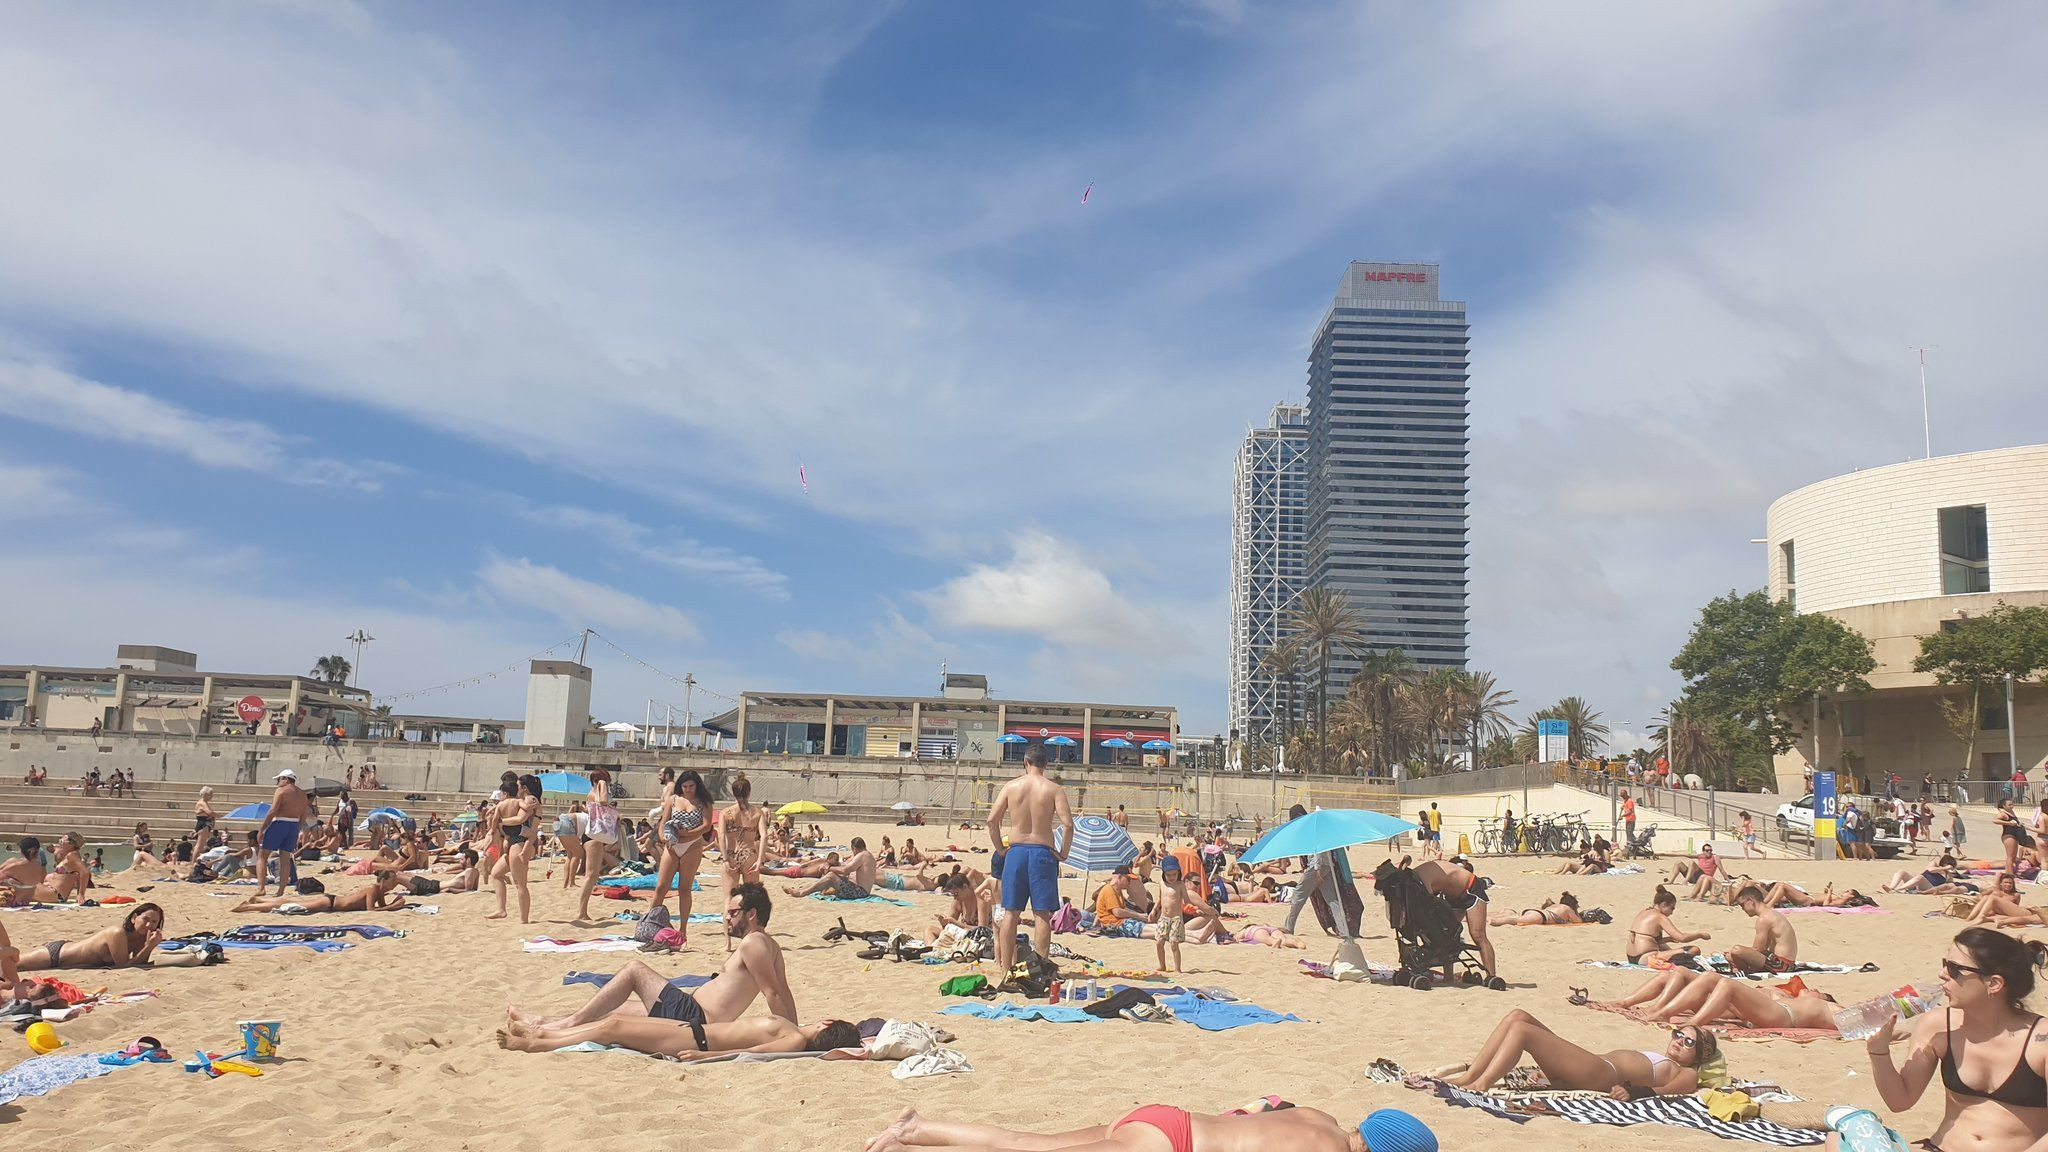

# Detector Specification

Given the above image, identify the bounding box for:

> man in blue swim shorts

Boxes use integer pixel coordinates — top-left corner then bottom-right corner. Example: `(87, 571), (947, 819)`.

(254, 767), (312, 897)
(987, 746), (1073, 984)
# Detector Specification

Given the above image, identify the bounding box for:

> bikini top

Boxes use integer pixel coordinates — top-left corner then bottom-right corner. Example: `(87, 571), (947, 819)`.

(1941, 1009), (2048, 1109)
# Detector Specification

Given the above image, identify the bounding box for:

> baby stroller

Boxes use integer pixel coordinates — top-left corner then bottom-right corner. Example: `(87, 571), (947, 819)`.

(1624, 823), (1658, 858)
(1372, 862), (1507, 991)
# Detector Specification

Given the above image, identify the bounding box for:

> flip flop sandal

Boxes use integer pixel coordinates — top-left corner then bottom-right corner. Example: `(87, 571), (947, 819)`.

(856, 946), (887, 960)
(1567, 986), (1589, 1006)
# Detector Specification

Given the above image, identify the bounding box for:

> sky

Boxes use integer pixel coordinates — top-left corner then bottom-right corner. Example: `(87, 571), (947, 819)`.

(2, 2), (2045, 749)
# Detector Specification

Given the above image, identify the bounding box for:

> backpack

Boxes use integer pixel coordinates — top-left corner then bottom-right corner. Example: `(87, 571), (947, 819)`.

(633, 905), (672, 944)
(1048, 900), (1082, 934)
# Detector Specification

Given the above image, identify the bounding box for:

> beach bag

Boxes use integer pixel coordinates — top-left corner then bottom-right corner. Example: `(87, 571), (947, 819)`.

(1083, 987), (1155, 1019)
(1049, 900), (1082, 934)
(588, 801), (620, 840)
(633, 906), (672, 944)
(870, 1020), (948, 1060)
(939, 974), (988, 997)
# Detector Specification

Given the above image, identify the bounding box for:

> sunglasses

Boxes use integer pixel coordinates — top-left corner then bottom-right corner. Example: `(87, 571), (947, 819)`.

(1942, 959), (1984, 980)
(1669, 1030), (1698, 1048)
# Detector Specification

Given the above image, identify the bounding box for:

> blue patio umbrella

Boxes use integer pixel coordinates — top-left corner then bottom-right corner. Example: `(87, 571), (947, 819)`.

(364, 805), (409, 822)
(1141, 739), (1174, 751)
(1099, 737), (1134, 749)
(1044, 735), (1076, 746)
(225, 802), (270, 821)
(996, 733), (1027, 745)
(538, 771), (586, 794)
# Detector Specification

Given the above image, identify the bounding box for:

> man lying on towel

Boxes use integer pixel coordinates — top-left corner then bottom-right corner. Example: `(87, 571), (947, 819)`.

(783, 838), (878, 900)
(231, 873), (408, 914)
(509, 883), (796, 1032)
(498, 1012), (860, 1059)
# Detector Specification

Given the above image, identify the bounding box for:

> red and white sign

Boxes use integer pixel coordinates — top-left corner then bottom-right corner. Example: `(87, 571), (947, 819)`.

(236, 695), (267, 724)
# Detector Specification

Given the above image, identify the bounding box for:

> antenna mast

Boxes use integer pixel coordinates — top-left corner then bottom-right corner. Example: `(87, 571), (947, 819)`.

(1911, 346), (1934, 458)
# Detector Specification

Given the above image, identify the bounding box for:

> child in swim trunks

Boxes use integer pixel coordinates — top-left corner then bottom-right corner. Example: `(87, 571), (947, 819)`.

(1157, 857), (1189, 972)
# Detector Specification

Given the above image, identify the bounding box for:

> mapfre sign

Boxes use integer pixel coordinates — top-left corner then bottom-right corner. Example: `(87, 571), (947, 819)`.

(1357, 269), (1428, 284)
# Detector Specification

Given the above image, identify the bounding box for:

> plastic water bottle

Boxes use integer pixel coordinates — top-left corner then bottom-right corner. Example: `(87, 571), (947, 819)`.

(1834, 983), (1945, 1041)
(1826, 1107), (1909, 1152)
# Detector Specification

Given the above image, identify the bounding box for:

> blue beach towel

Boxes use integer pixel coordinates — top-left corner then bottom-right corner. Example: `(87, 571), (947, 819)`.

(562, 971), (713, 990)
(1156, 992), (1301, 1031)
(232, 923), (404, 941)
(596, 874), (700, 891)
(940, 1001), (1096, 1024)
(807, 892), (915, 907)
(0, 1052), (121, 1106)
(162, 936), (353, 953)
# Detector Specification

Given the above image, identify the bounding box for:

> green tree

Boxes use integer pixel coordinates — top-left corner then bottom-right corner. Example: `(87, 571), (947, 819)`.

(1352, 647), (1417, 775)
(1481, 734), (1518, 767)
(1283, 588), (1369, 774)
(311, 655), (352, 685)
(1459, 671), (1518, 771)
(1259, 637), (1306, 743)
(1912, 601), (2048, 776)
(1671, 590), (1875, 755)
(1550, 696), (1610, 760)
(1649, 699), (1732, 788)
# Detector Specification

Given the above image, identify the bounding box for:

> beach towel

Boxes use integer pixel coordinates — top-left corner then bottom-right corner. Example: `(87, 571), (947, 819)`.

(161, 935), (351, 953)
(1156, 992), (1302, 1031)
(1424, 1080), (1821, 1145)
(0, 1052), (122, 1106)
(939, 1001), (1096, 1024)
(1778, 905), (1890, 915)
(1579, 959), (1875, 980)
(561, 971), (712, 990)
(522, 935), (643, 953)
(1582, 999), (1839, 1044)
(807, 892), (915, 907)
(232, 923), (405, 941)
(593, 874), (701, 891)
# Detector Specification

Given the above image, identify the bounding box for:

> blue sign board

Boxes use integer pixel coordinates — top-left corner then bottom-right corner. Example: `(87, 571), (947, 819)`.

(1812, 770), (1838, 859)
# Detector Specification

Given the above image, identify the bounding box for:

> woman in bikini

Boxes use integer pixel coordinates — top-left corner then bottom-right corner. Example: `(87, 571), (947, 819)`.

(720, 772), (767, 890)
(232, 873), (408, 914)
(1597, 967), (1839, 1029)
(572, 768), (622, 922)
(18, 902), (165, 971)
(1491, 892), (1582, 927)
(487, 774), (541, 923)
(1762, 881), (1872, 909)
(129, 822), (163, 870)
(1856, 927), (2047, 1152)
(193, 786), (219, 845)
(650, 769), (714, 941)
(1962, 873), (2030, 924)
(1885, 854), (1978, 895)
(1556, 838), (1614, 875)
(1433, 1009), (1719, 1095)
(1994, 799), (2034, 876)
(1625, 886), (1711, 964)
(865, 1101), (1422, 1152)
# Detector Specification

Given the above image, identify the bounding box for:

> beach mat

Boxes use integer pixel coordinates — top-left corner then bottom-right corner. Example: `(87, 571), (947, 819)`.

(1156, 992), (1302, 1031)
(523, 936), (642, 953)
(0, 1052), (123, 1106)
(807, 892), (915, 907)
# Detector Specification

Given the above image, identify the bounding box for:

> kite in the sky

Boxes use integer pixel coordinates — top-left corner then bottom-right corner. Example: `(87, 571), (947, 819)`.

(1080, 182), (1093, 204)
(799, 463), (809, 494)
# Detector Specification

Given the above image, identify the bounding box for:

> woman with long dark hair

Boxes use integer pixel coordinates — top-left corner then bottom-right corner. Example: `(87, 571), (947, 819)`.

(649, 769), (714, 942)
(487, 773), (542, 924)
(1857, 927), (2046, 1151)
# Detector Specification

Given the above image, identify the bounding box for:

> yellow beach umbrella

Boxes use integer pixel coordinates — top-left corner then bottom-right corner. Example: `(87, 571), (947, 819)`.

(777, 800), (828, 817)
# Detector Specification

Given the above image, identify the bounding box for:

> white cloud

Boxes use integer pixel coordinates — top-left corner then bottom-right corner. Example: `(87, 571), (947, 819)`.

(920, 530), (1189, 653)
(513, 503), (788, 600)
(0, 358), (395, 491)
(475, 554), (701, 643)
(776, 605), (946, 672)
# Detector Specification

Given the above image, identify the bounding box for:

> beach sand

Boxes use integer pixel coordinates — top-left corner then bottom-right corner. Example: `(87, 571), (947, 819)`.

(0, 822), (2019, 1150)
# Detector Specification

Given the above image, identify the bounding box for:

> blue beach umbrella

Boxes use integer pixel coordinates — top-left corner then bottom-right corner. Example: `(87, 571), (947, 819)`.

(1044, 735), (1076, 746)
(537, 771), (586, 794)
(1238, 808), (1418, 867)
(225, 802), (270, 821)
(364, 806), (409, 822)
(1099, 737), (1134, 749)
(1063, 814), (1137, 906)
(996, 733), (1027, 745)
(1141, 739), (1173, 751)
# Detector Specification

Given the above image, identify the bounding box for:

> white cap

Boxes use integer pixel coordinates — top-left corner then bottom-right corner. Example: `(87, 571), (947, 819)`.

(275, 768), (298, 781)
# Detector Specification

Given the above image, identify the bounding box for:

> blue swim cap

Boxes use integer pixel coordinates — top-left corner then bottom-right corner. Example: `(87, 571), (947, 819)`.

(1359, 1109), (1437, 1152)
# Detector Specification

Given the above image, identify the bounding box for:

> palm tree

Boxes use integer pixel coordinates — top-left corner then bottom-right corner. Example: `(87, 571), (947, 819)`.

(311, 655), (352, 685)
(1459, 671), (1517, 771)
(1550, 697), (1611, 760)
(1352, 648), (1416, 775)
(1283, 588), (1368, 773)
(1397, 668), (1467, 774)
(1649, 700), (1729, 787)
(1259, 638), (1307, 745)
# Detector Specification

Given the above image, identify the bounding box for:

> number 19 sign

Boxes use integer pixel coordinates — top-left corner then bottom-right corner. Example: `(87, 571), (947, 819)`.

(1812, 770), (1838, 861)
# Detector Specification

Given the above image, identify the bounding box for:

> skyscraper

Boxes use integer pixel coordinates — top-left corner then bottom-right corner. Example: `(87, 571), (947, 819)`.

(1229, 402), (1309, 744)
(1304, 261), (1470, 695)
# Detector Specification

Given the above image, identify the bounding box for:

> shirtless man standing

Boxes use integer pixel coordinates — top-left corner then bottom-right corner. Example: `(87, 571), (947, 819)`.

(254, 768), (312, 897)
(509, 882), (796, 1030)
(784, 838), (877, 899)
(1727, 884), (1800, 974)
(988, 745), (1073, 982)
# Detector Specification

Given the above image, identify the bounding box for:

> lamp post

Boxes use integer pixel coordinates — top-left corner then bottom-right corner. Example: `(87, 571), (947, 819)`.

(344, 630), (375, 687)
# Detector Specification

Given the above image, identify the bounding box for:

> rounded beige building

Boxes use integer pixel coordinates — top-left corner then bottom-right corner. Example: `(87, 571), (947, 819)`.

(1764, 444), (2048, 793)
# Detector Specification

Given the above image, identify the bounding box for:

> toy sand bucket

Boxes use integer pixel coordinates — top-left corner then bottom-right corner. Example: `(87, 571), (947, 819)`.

(238, 1020), (283, 1061)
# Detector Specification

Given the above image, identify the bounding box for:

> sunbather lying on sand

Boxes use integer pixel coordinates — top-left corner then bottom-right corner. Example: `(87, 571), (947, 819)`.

(863, 1102), (1435, 1152)
(1597, 967), (1840, 1029)
(231, 873), (408, 914)
(1760, 881), (1871, 908)
(1422, 1009), (1719, 1094)
(498, 1013), (858, 1059)
(1491, 893), (1582, 926)
(15, 903), (169, 970)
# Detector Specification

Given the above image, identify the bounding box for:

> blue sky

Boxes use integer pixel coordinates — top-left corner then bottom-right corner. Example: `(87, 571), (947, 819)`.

(2, 2), (2045, 745)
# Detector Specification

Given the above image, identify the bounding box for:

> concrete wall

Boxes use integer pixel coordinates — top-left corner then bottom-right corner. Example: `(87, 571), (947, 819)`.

(1766, 443), (2048, 616)
(1775, 678), (2048, 794)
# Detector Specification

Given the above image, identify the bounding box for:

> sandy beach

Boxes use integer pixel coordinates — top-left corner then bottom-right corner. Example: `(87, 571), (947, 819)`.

(1, 824), (2026, 1150)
